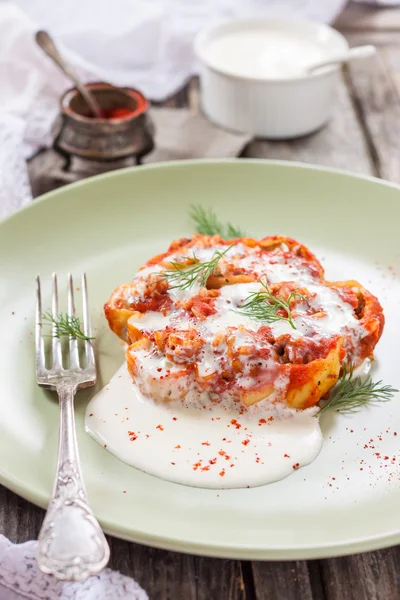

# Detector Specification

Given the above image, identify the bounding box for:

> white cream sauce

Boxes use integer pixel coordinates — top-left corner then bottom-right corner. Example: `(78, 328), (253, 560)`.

(85, 364), (323, 489)
(204, 30), (327, 80)
(89, 240), (371, 488)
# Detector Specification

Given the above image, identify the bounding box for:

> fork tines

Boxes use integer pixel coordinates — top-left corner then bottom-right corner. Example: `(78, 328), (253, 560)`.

(35, 273), (96, 380)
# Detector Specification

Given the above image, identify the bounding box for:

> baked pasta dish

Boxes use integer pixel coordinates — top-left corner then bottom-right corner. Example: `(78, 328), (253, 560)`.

(104, 234), (384, 410)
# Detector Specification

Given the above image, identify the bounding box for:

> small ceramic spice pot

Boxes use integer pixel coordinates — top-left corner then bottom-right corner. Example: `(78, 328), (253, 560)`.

(52, 82), (154, 168)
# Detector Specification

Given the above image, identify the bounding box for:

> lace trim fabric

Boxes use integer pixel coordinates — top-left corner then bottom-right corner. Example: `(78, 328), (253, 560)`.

(0, 536), (148, 600)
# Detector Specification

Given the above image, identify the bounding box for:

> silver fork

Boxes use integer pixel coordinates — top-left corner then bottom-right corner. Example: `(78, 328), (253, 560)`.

(35, 273), (110, 581)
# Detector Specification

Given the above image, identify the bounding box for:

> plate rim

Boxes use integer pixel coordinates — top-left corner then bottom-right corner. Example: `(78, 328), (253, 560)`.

(2, 158), (400, 559)
(3, 157), (400, 229)
(3, 467), (400, 560)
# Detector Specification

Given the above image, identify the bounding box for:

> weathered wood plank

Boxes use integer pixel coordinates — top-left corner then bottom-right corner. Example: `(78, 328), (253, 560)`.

(320, 548), (400, 600)
(109, 538), (197, 599)
(343, 30), (400, 49)
(108, 534), (248, 600)
(380, 44), (400, 103)
(345, 47), (400, 183)
(0, 485), (43, 543)
(251, 561), (318, 600)
(335, 4), (400, 32)
(95, 538), (248, 599)
(243, 73), (374, 175)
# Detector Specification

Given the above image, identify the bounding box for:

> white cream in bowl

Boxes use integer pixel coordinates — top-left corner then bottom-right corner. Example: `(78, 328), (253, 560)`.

(203, 29), (328, 80)
(195, 18), (349, 139)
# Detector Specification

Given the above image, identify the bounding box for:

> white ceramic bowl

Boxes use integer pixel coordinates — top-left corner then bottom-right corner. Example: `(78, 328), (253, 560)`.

(194, 18), (349, 139)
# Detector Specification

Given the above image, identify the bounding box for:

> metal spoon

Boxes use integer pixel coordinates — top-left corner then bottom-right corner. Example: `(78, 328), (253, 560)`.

(307, 45), (376, 75)
(35, 30), (103, 118)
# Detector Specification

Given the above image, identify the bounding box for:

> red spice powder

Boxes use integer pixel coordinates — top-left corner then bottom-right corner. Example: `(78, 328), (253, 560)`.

(209, 458), (217, 465)
(87, 107), (136, 120)
(175, 444), (181, 449)
(284, 454), (290, 458)
(156, 424), (164, 431)
(219, 470), (225, 477)
(218, 450), (226, 456)
(202, 441), (211, 446)
(258, 418), (266, 426)
(242, 439), (250, 446)
(201, 466), (210, 472)
(230, 419), (241, 429)
(89, 413), (93, 417)
(172, 417), (178, 421)
(128, 431), (137, 441)
(292, 463), (300, 470)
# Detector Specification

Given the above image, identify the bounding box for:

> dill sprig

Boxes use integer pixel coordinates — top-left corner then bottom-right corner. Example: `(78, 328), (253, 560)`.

(190, 205), (245, 238)
(162, 245), (233, 291)
(318, 364), (397, 416)
(41, 312), (94, 341)
(235, 280), (304, 329)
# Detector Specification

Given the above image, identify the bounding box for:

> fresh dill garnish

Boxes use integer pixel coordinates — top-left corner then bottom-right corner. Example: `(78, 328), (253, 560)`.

(318, 364), (397, 416)
(190, 205), (245, 238)
(41, 312), (94, 341)
(162, 245), (233, 291)
(235, 280), (304, 329)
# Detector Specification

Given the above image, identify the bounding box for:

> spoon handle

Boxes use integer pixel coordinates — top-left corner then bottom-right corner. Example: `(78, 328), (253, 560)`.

(308, 45), (376, 74)
(35, 30), (103, 118)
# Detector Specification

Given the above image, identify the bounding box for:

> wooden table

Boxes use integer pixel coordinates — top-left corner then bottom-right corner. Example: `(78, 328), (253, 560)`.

(3, 5), (400, 598)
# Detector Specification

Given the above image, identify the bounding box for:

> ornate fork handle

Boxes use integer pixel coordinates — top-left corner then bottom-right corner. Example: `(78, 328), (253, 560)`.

(37, 385), (109, 581)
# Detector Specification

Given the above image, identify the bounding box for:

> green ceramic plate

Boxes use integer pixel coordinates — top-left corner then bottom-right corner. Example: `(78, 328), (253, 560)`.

(1, 159), (400, 559)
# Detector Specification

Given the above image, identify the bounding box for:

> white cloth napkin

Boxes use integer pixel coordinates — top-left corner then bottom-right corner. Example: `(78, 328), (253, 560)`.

(0, 536), (148, 600)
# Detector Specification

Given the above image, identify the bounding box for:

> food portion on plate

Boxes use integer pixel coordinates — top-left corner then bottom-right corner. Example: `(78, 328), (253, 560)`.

(84, 207), (395, 489)
(104, 232), (384, 412)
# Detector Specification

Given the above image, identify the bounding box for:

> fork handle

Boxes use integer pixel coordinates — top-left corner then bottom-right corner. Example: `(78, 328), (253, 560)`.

(37, 385), (110, 581)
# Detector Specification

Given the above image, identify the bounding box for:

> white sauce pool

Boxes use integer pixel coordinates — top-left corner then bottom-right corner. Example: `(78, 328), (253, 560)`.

(204, 30), (327, 79)
(85, 364), (323, 489)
